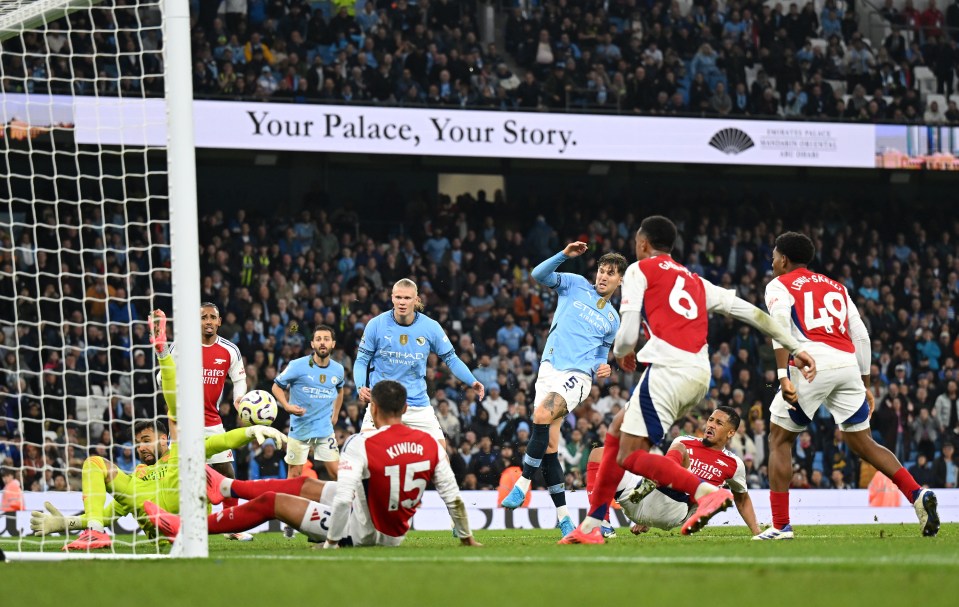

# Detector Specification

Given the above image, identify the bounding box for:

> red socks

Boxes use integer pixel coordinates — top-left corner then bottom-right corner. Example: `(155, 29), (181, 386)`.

(770, 491), (790, 530)
(587, 434), (625, 519)
(222, 497), (239, 510)
(621, 449), (702, 497)
(585, 461), (616, 523)
(229, 476), (308, 500)
(207, 492), (277, 534)
(891, 467), (922, 502)
(665, 449), (684, 465)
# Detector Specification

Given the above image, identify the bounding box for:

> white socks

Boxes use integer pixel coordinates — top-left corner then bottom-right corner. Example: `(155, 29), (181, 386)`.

(693, 482), (717, 502)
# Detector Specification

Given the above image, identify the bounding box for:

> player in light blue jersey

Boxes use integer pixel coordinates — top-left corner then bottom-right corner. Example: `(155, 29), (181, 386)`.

(355, 278), (485, 448)
(501, 241), (628, 537)
(273, 325), (345, 483)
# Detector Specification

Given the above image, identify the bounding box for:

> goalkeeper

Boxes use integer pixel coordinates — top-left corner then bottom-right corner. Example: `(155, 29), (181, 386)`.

(30, 341), (286, 551)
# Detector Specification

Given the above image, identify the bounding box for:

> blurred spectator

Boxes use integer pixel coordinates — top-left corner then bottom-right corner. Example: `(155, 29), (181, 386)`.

(932, 441), (957, 487)
(249, 438), (287, 480)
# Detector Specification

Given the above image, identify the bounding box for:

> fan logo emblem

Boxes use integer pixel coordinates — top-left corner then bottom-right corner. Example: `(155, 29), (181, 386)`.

(708, 128), (755, 155)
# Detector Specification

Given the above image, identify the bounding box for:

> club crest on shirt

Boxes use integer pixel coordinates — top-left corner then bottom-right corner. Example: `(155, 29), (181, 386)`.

(607, 312), (616, 322)
(597, 298), (607, 309)
(214, 358), (226, 365)
(416, 336), (427, 346)
(400, 334), (408, 345)
(319, 374), (327, 383)
(331, 377), (340, 385)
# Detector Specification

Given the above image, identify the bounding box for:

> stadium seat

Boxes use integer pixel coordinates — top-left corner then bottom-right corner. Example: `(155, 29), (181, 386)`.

(915, 66), (937, 96)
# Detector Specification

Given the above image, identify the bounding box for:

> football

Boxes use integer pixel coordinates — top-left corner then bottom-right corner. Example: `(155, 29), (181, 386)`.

(236, 390), (279, 426)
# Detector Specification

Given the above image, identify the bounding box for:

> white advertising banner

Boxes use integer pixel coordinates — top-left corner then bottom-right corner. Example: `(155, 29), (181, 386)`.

(1, 93), (878, 168)
(5, 489), (957, 536)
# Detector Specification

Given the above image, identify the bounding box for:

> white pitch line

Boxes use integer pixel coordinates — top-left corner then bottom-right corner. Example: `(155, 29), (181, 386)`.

(215, 554), (959, 567)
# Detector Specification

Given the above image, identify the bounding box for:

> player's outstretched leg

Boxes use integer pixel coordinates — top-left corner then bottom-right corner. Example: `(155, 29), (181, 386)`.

(207, 465), (330, 504)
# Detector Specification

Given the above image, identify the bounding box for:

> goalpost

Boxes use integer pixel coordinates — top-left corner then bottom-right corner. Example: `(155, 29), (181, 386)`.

(0, 0), (206, 558)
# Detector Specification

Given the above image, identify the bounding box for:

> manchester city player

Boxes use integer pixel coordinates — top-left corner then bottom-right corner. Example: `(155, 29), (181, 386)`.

(272, 325), (345, 482)
(501, 242), (627, 538)
(355, 278), (485, 448)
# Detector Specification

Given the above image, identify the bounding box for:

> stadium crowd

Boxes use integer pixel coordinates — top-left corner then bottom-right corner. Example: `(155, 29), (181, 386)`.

(2, 192), (959, 503)
(3, 0), (959, 121)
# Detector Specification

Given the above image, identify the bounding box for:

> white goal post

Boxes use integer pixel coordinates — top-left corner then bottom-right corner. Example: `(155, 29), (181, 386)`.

(0, 0), (205, 558)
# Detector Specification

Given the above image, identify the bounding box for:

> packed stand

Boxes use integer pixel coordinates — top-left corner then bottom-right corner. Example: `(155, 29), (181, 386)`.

(4, 0), (959, 122)
(3, 194), (959, 500)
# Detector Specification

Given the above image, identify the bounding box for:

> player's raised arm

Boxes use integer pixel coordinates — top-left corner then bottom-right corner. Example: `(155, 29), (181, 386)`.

(701, 278), (817, 381)
(531, 241), (587, 289)
(432, 443), (480, 546)
(325, 436), (365, 548)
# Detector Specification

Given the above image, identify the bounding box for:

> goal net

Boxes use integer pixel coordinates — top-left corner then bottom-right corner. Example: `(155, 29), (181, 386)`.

(0, 0), (206, 559)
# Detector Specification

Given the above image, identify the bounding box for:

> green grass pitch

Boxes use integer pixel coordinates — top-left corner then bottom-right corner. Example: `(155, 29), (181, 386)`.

(3, 525), (958, 607)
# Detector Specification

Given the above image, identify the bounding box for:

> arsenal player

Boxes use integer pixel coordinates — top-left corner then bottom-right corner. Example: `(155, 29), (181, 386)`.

(757, 231), (939, 539)
(152, 303), (251, 540)
(587, 407), (761, 536)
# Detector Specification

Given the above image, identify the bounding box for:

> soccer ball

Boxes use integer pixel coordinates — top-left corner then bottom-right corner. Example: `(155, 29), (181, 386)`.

(236, 390), (278, 426)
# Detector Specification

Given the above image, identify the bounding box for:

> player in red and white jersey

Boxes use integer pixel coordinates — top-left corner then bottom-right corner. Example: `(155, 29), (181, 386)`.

(148, 380), (479, 547)
(563, 216), (817, 544)
(586, 407), (760, 536)
(757, 232), (939, 540)
(152, 303), (250, 539)
(325, 379), (478, 548)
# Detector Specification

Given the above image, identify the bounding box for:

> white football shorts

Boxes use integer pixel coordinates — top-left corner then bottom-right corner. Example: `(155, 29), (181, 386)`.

(204, 424), (234, 465)
(533, 361), (593, 415)
(620, 364), (710, 444)
(770, 365), (870, 434)
(285, 435), (340, 465)
(361, 404), (444, 440)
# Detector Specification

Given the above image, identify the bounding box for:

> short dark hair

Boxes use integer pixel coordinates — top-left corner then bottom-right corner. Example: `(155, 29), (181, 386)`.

(134, 419), (168, 437)
(714, 405), (741, 430)
(200, 302), (220, 315)
(774, 231), (815, 265)
(371, 380), (407, 416)
(638, 215), (677, 252)
(312, 324), (336, 340)
(598, 252), (628, 276)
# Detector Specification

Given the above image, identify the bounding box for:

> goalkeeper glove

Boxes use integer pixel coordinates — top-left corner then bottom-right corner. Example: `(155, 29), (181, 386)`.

(30, 502), (83, 536)
(244, 425), (288, 449)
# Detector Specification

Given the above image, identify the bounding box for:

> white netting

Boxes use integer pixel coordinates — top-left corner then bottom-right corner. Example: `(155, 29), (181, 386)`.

(0, 0), (196, 556)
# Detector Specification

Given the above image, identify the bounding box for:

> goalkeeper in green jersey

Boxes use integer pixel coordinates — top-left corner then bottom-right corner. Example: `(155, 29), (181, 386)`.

(30, 321), (286, 551)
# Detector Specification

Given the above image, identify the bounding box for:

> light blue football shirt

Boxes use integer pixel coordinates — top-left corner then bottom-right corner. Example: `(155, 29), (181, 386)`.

(535, 253), (621, 376)
(274, 355), (344, 440)
(356, 310), (456, 408)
